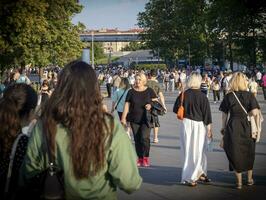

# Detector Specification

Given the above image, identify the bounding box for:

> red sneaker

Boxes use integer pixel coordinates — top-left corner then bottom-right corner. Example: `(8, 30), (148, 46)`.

(143, 157), (150, 167)
(137, 158), (143, 167)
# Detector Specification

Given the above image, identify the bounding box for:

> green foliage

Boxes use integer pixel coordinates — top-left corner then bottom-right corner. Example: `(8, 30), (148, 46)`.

(131, 63), (166, 70)
(0, 0), (84, 70)
(138, 0), (266, 68)
(122, 41), (146, 51)
(138, 0), (208, 64)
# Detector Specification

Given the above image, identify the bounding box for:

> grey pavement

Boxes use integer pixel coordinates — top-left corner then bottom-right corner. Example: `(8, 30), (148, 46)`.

(102, 87), (266, 200)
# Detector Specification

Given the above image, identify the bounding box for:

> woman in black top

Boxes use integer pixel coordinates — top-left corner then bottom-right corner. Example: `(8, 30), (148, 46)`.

(219, 72), (260, 189)
(0, 83), (37, 199)
(121, 73), (157, 167)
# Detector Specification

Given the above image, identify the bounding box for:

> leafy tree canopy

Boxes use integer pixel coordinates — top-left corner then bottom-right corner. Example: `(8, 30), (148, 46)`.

(0, 0), (84, 69)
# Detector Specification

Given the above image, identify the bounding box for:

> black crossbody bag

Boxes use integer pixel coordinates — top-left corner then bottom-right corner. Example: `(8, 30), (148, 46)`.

(27, 126), (65, 199)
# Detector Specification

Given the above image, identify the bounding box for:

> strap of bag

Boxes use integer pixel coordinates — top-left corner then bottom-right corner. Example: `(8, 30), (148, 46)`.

(232, 92), (248, 115)
(42, 123), (55, 167)
(114, 89), (127, 110)
(180, 90), (184, 106)
(4, 134), (24, 194)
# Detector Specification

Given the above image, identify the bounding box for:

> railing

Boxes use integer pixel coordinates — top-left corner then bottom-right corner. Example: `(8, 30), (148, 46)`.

(80, 34), (141, 42)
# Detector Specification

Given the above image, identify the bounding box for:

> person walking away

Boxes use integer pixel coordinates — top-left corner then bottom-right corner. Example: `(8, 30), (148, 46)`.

(173, 71), (212, 186)
(16, 69), (31, 85)
(249, 77), (258, 97)
(112, 72), (122, 94)
(219, 72), (260, 189)
(105, 72), (113, 98)
(128, 71), (135, 88)
(0, 84), (37, 199)
(169, 72), (175, 92)
(20, 61), (142, 199)
(261, 72), (266, 100)
(111, 78), (131, 137)
(146, 69), (167, 143)
(163, 71), (170, 92)
(211, 78), (220, 103)
(121, 73), (157, 167)
(222, 71), (232, 96)
(202, 73), (211, 97)
(255, 69), (262, 86)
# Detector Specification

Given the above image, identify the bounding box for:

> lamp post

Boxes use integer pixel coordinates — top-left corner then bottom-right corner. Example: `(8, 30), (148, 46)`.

(91, 31), (94, 69)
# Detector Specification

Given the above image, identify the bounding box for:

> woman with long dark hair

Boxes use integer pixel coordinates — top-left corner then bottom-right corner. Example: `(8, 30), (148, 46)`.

(20, 61), (142, 199)
(0, 84), (37, 199)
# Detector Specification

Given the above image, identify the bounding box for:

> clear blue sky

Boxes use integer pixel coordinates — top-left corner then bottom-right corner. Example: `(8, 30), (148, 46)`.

(72, 0), (149, 31)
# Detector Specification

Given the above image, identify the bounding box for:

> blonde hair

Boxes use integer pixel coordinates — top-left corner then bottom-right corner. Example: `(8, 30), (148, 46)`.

(187, 71), (202, 89)
(135, 72), (147, 85)
(229, 72), (248, 92)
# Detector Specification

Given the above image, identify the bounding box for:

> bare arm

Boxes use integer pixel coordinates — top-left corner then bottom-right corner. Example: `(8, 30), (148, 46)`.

(121, 102), (130, 125)
(158, 91), (167, 111)
(206, 124), (212, 138)
(249, 108), (259, 117)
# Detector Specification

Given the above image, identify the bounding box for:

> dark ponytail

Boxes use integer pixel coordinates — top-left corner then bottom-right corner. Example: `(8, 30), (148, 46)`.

(0, 83), (37, 158)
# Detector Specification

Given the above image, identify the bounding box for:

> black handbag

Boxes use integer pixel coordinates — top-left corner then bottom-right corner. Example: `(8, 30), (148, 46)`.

(151, 101), (166, 116)
(27, 128), (65, 200)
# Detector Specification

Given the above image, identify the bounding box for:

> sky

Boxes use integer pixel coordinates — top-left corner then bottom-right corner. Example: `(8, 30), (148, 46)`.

(72, 0), (149, 31)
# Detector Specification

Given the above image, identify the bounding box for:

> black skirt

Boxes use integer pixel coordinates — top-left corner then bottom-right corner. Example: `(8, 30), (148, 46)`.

(223, 116), (255, 172)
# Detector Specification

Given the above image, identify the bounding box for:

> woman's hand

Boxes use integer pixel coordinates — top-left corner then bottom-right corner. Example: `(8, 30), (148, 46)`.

(207, 128), (213, 138)
(121, 118), (127, 126)
(145, 104), (152, 110)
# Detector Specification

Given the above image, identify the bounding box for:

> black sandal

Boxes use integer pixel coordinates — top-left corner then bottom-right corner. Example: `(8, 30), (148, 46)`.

(198, 174), (211, 183)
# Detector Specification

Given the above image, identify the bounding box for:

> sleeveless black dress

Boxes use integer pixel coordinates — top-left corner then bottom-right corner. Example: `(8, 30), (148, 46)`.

(219, 91), (260, 172)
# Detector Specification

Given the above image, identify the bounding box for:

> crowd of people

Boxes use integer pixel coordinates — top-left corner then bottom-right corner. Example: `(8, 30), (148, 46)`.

(0, 61), (264, 199)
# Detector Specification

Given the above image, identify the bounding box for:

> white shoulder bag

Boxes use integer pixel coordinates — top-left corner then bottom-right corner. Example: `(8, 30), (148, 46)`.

(232, 92), (262, 142)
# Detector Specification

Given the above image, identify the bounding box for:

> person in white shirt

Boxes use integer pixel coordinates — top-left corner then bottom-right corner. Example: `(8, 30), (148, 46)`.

(105, 73), (113, 98)
(249, 77), (258, 97)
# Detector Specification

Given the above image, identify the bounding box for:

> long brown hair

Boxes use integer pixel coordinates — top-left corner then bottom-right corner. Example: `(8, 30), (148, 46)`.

(42, 61), (113, 179)
(0, 83), (37, 158)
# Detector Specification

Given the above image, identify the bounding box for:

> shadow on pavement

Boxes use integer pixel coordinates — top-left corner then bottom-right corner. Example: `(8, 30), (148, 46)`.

(138, 165), (266, 187)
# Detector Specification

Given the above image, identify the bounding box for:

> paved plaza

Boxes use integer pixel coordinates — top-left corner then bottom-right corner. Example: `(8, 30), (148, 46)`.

(102, 88), (266, 200)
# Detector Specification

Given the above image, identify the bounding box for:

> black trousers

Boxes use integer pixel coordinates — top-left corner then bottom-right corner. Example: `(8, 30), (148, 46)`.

(213, 90), (220, 101)
(130, 122), (151, 158)
(106, 83), (112, 97)
(263, 86), (266, 100)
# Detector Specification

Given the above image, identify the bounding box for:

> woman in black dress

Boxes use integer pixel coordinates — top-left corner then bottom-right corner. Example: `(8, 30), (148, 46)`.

(219, 72), (260, 189)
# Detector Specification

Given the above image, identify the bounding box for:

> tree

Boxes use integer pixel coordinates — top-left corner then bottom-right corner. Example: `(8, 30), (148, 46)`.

(122, 41), (146, 51)
(0, 0), (84, 72)
(138, 0), (208, 66)
(138, 0), (266, 69)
